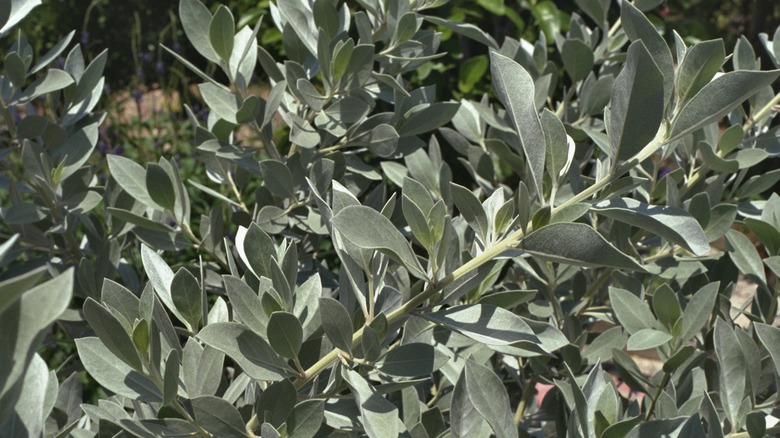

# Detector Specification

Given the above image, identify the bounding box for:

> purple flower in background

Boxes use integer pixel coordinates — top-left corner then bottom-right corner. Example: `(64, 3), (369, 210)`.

(80, 31), (90, 46)
(113, 145), (124, 156)
(56, 57), (65, 68)
(97, 138), (108, 155)
(135, 67), (145, 81)
(43, 327), (57, 349)
(658, 166), (673, 178)
(139, 51), (153, 63)
(132, 87), (143, 104)
(155, 60), (165, 76)
(172, 42), (182, 54)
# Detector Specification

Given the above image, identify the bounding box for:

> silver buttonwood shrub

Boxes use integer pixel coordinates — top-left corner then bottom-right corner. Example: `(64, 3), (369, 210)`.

(1, 0), (780, 436)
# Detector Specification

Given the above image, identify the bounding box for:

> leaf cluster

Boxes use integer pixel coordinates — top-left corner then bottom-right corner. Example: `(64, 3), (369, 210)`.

(1, 0), (780, 437)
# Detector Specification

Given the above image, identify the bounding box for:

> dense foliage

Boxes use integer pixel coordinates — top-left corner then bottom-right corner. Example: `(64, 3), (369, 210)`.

(1, 0), (780, 437)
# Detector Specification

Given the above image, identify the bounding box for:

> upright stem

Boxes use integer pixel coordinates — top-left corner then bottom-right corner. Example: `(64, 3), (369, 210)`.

(645, 372), (671, 421)
(743, 92), (780, 132)
(514, 373), (537, 426)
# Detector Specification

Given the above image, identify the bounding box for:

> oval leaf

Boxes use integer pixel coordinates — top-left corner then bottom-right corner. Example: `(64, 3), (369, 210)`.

(75, 337), (161, 402)
(522, 223), (644, 271)
(318, 297), (354, 354)
(592, 197), (710, 256)
(267, 311), (303, 360)
(190, 395), (247, 438)
(713, 318), (747, 428)
(670, 69), (780, 141)
(331, 205), (426, 279)
(489, 51), (546, 197)
(420, 304), (539, 346)
(676, 39), (726, 105)
(146, 163), (177, 212)
(626, 328), (672, 351)
(171, 268), (202, 332)
(83, 298), (143, 371)
(463, 360), (518, 438)
(197, 322), (293, 381)
(377, 343), (449, 377)
(609, 40), (664, 162)
(209, 6), (235, 62)
(609, 287), (656, 335)
(679, 282), (719, 342)
(180, 0), (219, 63)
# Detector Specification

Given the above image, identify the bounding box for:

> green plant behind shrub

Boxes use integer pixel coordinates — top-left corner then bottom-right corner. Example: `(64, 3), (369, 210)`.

(2, 0), (780, 436)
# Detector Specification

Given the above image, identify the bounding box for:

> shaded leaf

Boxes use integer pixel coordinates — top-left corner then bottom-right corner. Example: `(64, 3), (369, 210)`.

(267, 311), (302, 360)
(0, 265), (46, 315)
(621, 0), (674, 106)
(162, 349), (180, 406)
(318, 297), (354, 354)
(420, 304), (539, 346)
(171, 268), (202, 332)
(197, 322), (292, 381)
(561, 39), (594, 82)
(755, 323), (780, 380)
(255, 379), (296, 428)
(608, 41), (664, 162)
(209, 6), (235, 62)
(190, 396), (246, 438)
(146, 163), (176, 211)
(377, 343), (449, 377)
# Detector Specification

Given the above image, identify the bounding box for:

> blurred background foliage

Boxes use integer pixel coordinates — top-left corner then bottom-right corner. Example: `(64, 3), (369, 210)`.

(15, 0), (780, 201)
(15, 0), (780, 219)
(19, 0), (780, 94)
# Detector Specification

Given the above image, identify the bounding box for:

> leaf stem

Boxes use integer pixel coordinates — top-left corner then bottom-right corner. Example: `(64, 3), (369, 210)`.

(644, 371), (671, 421)
(514, 374), (537, 426)
(743, 92), (780, 132)
(226, 170), (249, 213)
